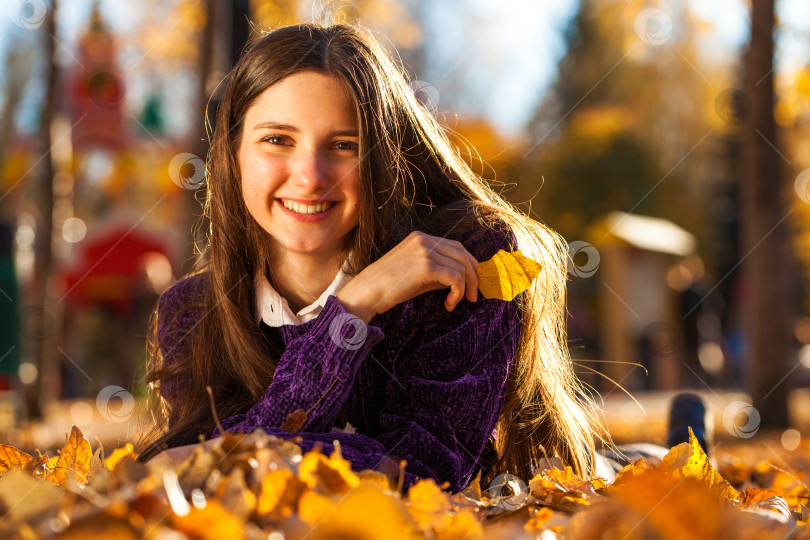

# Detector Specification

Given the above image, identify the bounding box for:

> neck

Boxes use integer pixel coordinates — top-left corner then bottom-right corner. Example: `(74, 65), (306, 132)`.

(267, 244), (347, 313)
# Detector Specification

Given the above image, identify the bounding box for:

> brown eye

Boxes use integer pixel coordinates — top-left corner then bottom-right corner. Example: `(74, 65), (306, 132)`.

(334, 141), (359, 151)
(261, 135), (289, 145)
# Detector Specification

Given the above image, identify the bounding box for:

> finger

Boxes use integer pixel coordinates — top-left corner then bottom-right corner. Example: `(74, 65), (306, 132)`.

(431, 242), (479, 304)
(425, 253), (466, 310)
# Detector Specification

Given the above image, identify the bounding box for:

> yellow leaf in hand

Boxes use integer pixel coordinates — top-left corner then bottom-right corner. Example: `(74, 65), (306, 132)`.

(476, 249), (541, 301)
(660, 426), (740, 502)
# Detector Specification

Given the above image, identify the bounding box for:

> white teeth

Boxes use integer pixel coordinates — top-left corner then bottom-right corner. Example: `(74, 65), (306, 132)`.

(280, 199), (335, 214)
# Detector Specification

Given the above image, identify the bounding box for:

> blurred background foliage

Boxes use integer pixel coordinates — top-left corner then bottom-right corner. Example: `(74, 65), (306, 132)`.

(0, 0), (809, 449)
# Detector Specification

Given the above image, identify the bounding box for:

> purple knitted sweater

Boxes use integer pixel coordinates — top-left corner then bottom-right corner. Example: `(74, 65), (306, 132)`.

(156, 223), (523, 493)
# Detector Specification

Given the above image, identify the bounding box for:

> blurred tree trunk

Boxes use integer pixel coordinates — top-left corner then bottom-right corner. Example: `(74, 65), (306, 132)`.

(28, 0), (59, 420)
(742, 0), (796, 428)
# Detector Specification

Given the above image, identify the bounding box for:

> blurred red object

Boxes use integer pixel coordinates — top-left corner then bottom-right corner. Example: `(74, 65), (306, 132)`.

(59, 223), (173, 314)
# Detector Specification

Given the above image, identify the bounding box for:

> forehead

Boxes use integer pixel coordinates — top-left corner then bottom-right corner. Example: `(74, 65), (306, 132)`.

(245, 71), (358, 128)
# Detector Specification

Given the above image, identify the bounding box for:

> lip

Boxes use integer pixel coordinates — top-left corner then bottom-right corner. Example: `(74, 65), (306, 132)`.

(276, 198), (339, 222)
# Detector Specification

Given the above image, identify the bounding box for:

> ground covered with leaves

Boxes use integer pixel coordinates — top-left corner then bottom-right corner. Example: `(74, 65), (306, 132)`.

(1, 425), (809, 539)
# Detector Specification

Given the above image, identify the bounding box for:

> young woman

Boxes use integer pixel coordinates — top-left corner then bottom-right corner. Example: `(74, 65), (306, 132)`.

(136, 21), (609, 494)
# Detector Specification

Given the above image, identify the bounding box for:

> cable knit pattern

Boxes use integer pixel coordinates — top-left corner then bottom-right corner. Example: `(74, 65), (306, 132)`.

(156, 224), (523, 493)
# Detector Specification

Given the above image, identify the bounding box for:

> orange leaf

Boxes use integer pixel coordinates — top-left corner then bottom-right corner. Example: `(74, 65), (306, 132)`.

(305, 482), (417, 540)
(298, 489), (334, 525)
(435, 509), (483, 540)
(660, 426), (739, 502)
(105, 443), (137, 471)
(0, 444), (34, 474)
(171, 500), (245, 539)
(257, 468), (306, 518)
(407, 477), (451, 530)
(298, 443), (360, 494)
(610, 469), (725, 540)
(47, 425), (93, 488)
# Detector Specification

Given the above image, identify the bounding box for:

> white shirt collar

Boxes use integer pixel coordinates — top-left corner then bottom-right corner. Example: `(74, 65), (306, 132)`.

(254, 256), (354, 327)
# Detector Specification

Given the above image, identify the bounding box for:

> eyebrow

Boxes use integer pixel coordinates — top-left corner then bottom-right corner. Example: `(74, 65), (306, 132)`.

(253, 121), (359, 137)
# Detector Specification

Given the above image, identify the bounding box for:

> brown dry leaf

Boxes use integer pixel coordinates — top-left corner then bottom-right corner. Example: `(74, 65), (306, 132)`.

(528, 466), (604, 512)
(0, 444), (34, 474)
(298, 443), (360, 494)
(609, 458), (650, 489)
(660, 426), (740, 502)
(281, 408), (308, 432)
(47, 425), (93, 488)
(476, 249), (542, 301)
(739, 485), (782, 506)
(542, 466), (604, 496)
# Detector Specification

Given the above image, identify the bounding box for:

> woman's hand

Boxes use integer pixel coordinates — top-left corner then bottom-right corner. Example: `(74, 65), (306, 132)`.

(336, 230), (479, 323)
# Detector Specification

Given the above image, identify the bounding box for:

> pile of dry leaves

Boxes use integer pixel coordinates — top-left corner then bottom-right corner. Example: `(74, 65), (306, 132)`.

(1, 425), (809, 539)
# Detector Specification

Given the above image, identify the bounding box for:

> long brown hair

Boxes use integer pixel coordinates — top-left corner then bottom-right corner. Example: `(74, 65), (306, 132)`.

(135, 21), (610, 487)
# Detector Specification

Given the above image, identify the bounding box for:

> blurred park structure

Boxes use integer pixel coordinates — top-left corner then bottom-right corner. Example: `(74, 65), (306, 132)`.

(0, 0), (809, 452)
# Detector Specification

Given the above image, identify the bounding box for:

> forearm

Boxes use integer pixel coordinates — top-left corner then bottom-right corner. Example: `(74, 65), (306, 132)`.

(214, 294), (385, 435)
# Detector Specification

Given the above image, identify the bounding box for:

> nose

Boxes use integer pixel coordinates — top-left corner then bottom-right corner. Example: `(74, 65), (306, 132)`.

(290, 147), (329, 193)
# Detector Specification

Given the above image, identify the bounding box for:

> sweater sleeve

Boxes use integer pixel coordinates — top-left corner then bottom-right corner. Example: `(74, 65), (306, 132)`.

(210, 226), (523, 494)
(374, 276), (522, 493)
(156, 275), (205, 430)
(210, 295), (386, 436)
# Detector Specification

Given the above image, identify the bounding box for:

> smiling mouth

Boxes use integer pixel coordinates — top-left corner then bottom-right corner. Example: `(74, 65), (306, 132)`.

(277, 198), (338, 215)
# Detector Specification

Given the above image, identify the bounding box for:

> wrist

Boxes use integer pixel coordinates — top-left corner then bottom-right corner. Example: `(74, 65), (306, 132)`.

(335, 281), (376, 325)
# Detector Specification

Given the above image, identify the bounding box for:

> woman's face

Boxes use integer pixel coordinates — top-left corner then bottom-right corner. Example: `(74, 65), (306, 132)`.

(238, 70), (362, 262)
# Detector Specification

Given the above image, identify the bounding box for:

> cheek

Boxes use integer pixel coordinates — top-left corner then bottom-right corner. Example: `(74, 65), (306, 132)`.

(241, 153), (283, 197)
